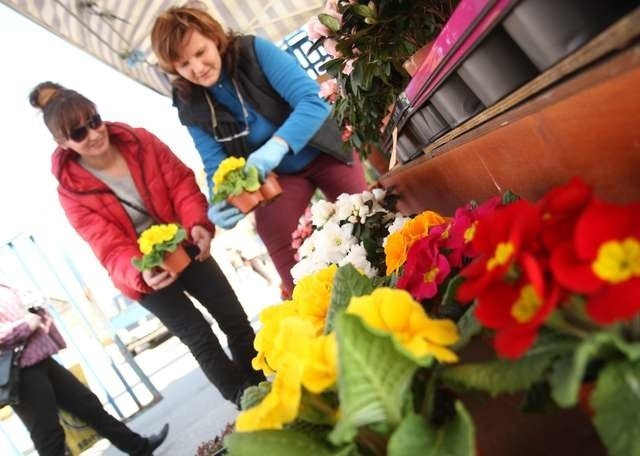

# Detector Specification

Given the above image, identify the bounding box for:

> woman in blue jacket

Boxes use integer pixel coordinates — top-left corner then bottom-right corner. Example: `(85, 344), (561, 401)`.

(151, 5), (367, 296)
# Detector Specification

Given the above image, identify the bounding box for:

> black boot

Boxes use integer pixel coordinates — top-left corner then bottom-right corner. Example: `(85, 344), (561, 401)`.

(141, 423), (169, 455)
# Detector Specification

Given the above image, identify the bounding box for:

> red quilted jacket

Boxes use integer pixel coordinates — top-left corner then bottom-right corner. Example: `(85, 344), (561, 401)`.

(52, 122), (215, 300)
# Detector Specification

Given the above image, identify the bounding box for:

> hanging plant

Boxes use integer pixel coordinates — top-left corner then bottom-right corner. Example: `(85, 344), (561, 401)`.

(308, 0), (457, 158)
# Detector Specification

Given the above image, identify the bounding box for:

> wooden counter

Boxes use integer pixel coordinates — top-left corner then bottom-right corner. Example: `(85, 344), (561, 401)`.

(380, 45), (640, 215)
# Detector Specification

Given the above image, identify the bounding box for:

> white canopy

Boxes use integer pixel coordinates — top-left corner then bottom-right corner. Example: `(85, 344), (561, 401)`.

(1, 0), (322, 96)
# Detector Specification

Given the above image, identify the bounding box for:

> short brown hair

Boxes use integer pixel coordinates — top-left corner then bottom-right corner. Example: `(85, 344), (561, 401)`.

(29, 81), (97, 140)
(151, 5), (232, 75)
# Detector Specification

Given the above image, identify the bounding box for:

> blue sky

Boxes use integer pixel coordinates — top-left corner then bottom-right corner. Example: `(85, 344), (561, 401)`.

(0, 3), (203, 242)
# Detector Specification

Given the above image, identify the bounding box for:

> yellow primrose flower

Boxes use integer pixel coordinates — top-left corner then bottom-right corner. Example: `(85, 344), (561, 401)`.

(236, 358), (303, 432)
(137, 223), (179, 254)
(268, 317), (316, 372)
(301, 333), (338, 394)
(212, 156), (246, 192)
(347, 288), (459, 362)
(292, 265), (337, 333)
(252, 301), (297, 374)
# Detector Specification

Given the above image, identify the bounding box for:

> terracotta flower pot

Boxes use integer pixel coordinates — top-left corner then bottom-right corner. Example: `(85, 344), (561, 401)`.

(259, 173), (283, 203)
(228, 190), (264, 214)
(161, 244), (191, 276)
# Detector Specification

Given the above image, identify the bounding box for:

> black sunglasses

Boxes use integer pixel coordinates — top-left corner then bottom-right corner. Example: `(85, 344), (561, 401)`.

(68, 114), (103, 142)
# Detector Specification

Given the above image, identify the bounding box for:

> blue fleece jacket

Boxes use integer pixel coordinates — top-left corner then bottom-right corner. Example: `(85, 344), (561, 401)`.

(187, 36), (330, 195)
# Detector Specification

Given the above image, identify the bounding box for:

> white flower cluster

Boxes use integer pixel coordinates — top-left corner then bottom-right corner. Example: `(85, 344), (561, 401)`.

(291, 189), (402, 282)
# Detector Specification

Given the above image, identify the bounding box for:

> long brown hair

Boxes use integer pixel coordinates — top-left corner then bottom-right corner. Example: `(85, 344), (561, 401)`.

(151, 5), (240, 98)
(29, 81), (97, 140)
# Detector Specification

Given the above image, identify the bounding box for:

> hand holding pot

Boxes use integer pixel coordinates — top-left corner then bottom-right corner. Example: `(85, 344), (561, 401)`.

(208, 201), (245, 229)
(142, 268), (178, 291)
(246, 136), (289, 179)
(190, 225), (213, 261)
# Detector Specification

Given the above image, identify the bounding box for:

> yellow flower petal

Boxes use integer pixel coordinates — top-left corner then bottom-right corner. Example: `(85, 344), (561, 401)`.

(301, 333), (338, 393)
(236, 359), (303, 432)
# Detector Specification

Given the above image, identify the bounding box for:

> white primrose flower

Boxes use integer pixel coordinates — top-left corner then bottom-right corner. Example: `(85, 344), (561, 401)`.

(291, 257), (326, 283)
(297, 231), (319, 260)
(311, 200), (335, 228)
(338, 243), (378, 278)
(372, 188), (386, 202)
(315, 222), (357, 264)
(333, 193), (356, 221)
(387, 215), (410, 234)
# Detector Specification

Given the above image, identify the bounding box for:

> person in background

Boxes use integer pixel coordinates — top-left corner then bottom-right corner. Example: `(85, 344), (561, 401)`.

(29, 81), (264, 408)
(0, 283), (169, 455)
(150, 4), (367, 296)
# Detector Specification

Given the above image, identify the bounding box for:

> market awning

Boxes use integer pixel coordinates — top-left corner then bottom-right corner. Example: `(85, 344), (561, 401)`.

(1, 0), (322, 96)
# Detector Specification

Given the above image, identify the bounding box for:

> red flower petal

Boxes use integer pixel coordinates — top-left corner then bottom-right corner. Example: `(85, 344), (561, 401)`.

(586, 278), (640, 324)
(574, 201), (638, 259)
(493, 325), (539, 359)
(550, 242), (602, 293)
(475, 284), (520, 329)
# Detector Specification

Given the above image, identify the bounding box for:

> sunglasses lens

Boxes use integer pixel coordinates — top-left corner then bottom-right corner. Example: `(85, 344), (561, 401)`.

(88, 114), (103, 129)
(69, 126), (88, 142)
(68, 114), (102, 142)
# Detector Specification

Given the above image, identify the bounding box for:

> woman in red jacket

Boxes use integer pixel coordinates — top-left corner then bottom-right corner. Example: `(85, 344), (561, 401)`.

(29, 81), (263, 407)
(0, 283), (168, 455)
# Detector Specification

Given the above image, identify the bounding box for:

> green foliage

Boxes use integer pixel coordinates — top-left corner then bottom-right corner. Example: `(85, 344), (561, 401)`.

(387, 402), (475, 456)
(315, 0), (456, 158)
(592, 360), (640, 456)
(224, 429), (334, 456)
(442, 333), (575, 396)
(240, 381), (272, 411)
(324, 264), (375, 334)
(549, 331), (640, 407)
(330, 313), (432, 445)
(212, 165), (260, 203)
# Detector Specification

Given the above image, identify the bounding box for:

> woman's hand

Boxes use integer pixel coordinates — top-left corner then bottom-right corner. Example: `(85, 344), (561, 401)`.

(142, 268), (178, 291)
(190, 225), (212, 261)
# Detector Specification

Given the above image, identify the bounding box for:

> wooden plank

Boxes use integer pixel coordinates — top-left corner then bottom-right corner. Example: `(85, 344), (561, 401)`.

(379, 45), (640, 216)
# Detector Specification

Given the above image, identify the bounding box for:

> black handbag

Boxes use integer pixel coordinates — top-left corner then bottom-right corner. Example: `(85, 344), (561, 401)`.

(0, 344), (24, 408)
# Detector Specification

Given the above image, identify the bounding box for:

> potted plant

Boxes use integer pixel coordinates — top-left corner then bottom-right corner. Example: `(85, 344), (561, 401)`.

(212, 157), (282, 214)
(220, 176), (640, 455)
(307, 0), (456, 159)
(132, 223), (190, 276)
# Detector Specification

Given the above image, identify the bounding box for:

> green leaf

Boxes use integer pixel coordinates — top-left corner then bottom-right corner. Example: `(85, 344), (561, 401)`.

(239, 381), (271, 411)
(550, 332), (640, 408)
(318, 13), (341, 32)
(297, 391), (338, 426)
(549, 342), (599, 408)
(244, 166), (261, 192)
(453, 302), (482, 350)
(324, 264), (374, 334)
(501, 190), (520, 205)
(329, 314), (426, 445)
(387, 402), (475, 456)
(443, 335), (574, 396)
(592, 360), (640, 456)
(225, 429), (333, 456)
(351, 4), (374, 18)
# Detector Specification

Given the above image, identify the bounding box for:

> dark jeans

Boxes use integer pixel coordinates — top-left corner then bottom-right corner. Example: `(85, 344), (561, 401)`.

(140, 254), (264, 402)
(13, 358), (147, 456)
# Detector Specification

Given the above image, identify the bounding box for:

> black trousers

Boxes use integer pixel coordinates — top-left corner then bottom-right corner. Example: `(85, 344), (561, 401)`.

(140, 254), (264, 402)
(13, 358), (147, 456)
